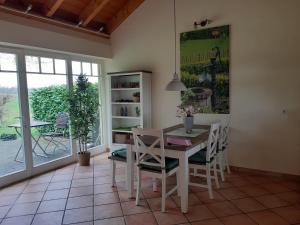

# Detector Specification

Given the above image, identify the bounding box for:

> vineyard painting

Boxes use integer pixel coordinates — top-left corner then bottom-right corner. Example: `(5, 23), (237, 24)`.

(180, 25), (230, 114)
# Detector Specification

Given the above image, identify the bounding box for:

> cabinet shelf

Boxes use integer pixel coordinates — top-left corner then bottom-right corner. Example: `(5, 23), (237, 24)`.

(111, 102), (140, 105)
(111, 88), (140, 91)
(112, 116), (140, 119)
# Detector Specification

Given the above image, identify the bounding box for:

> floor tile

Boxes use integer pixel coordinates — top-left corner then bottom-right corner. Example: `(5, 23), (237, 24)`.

(194, 191), (225, 204)
(94, 176), (111, 185)
(121, 200), (150, 215)
(206, 201), (242, 217)
(94, 184), (117, 194)
(220, 214), (257, 225)
(147, 197), (178, 211)
(125, 212), (157, 225)
(37, 199), (67, 213)
(71, 178), (93, 188)
(23, 183), (48, 193)
(153, 208), (188, 225)
(94, 203), (123, 220)
(185, 204), (215, 222)
(272, 206), (300, 224)
(51, 174), (73, 182)
(63, 206), (93, 224)
(231, 197), (266, 213)
(276, 191), (300, 204)
(47, 181), (71, 190)
(172, 193), (202, 207)
(6, 202), (39, 217)
(238, 185), (270, 197)
(0, 195), (18, 207)
(16, 192), (44, 203)
(0, 206), (10, 219)
(94, 192), (120, 205)
(255, 194), (289, 208)
(190, 218), (223, 225)
(0, 214), (34, 225)
(66, 195), (93, 209)
(247, 210), (289, 225)
(32, 211), (64, 225)
(94, 217), (126, 225)
(218, 188), (248, 200)
(43, 189), (69, 200)
(69, 186), (93, 197)
(260, 183), (290, 194)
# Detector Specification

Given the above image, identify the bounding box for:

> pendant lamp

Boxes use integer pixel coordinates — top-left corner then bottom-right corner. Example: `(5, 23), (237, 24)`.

(165, 0), (186, 91)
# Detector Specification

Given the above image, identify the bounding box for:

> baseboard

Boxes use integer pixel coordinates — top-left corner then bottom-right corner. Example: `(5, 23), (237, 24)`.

(230, 166), (300, 182)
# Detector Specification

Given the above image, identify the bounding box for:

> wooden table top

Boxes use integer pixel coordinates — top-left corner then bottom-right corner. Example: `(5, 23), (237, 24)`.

(128, 124), (210, 151)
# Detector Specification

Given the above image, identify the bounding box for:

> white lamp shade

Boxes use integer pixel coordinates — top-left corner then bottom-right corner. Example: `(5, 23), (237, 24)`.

(165, 72), (187, 91)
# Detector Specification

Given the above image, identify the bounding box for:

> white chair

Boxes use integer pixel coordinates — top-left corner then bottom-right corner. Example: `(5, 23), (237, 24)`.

(108, 148), (128, 187)
(133, 128), (179, 212)
(218, 124), (231, 176)
(189, 122), (220, 199)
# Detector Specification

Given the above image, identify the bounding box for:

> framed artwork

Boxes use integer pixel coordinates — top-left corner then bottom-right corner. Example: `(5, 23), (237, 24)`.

(180, 25), (230, 114)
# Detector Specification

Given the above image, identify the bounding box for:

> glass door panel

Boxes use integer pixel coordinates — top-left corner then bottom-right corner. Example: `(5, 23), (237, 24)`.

(26, 56), (72, 166)
(0, 52), (26, 177)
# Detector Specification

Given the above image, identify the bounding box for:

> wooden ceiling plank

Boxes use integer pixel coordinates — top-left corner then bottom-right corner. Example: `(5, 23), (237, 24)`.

(107, 0), (144, 34)
(81, 0), (110, 27)
(46, 0), (65, 17)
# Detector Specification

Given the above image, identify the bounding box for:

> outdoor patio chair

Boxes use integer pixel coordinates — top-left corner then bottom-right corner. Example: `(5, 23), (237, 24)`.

(42, 112), (69, 153)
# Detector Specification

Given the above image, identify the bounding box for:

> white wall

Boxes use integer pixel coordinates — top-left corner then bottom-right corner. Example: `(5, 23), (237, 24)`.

(107, 0), (300, 175)
(0, 12), (111, 58)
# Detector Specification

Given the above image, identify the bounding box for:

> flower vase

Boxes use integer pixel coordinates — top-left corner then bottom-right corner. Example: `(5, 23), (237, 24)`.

(183, 116), (193, 134)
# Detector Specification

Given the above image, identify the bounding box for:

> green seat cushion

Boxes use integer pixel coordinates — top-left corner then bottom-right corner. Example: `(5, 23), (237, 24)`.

(189, 148), (213, 165)
(108, 148), (127, 162)
(140, 157), (179, 173)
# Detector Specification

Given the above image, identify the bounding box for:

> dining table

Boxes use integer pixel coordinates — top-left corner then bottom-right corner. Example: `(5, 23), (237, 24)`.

(126, 124), (210, 213)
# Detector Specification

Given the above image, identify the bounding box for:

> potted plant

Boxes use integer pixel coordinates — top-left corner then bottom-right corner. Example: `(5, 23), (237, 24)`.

(176, 89), (200, 133)
(132, 92), (140, 102)
(69, 74), (99, 166)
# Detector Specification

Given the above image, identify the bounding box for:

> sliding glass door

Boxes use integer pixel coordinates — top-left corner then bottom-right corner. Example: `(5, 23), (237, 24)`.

(0, 46), (106, 188)
(0, 50), (26, 177)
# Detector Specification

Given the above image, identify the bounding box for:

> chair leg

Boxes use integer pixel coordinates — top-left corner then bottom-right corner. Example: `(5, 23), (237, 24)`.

(206, 164), (214, 199)
(218, 152), (225, 181)
(224, 150), (231, 174)
(176, 171), (181, 197)
(213, 160), (220, 189)
(136, 167), (141, 206)
(111, 160), (116, 187)
(152, 178), (157, 192)
(161, 171), (166, 212)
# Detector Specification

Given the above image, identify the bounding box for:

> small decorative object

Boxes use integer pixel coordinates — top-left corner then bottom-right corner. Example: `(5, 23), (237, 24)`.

(69, 74), (98, 166)
(176, 89), (200, 133)
(120, 107), (125, 116)
(133, 92), (140, 102)
(135, 107), (140, 117)
(124, 107), (128, 116)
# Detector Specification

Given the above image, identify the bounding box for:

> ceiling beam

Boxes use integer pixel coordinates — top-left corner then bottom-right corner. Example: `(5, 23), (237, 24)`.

(80, 0), (110, 27)
(107, 0), (144, 34)
(46, 0), (64, 17)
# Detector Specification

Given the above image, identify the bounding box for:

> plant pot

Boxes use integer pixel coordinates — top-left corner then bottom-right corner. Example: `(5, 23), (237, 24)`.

(183, 116), (194, 134)
(133, 96), (140, 102)
(78, 151), (91, 166)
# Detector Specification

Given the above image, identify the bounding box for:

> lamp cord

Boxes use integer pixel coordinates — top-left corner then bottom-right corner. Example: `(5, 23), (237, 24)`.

(173, 0), (177, 73)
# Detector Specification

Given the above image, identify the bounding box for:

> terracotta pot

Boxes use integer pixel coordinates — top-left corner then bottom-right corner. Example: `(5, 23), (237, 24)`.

(78, 151), (91, 166)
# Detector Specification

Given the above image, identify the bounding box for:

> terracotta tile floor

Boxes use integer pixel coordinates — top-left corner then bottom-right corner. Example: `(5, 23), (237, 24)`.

(0, 153), (300, 225)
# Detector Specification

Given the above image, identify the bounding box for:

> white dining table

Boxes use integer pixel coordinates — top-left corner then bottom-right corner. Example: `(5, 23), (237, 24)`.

(125, 124), (209, 213)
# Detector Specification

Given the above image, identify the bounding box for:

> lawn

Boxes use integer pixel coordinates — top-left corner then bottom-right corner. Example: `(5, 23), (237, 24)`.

(0, 95), (20, 135)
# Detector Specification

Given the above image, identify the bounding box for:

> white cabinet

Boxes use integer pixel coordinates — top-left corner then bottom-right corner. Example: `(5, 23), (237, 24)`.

(107, 71), (151, 148)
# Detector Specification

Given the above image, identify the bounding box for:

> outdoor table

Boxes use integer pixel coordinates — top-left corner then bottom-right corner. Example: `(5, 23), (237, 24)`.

(126, 124), (210, 213)
(8, 120), (52, 162)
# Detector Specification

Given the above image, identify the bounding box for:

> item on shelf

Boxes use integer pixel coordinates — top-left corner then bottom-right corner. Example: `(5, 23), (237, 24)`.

(120, 107), (125, 116)
(135, 107), (140, 117)
(133, 92), (140, 102)
(124, 107), (128, 116)
(113, 126), (139, 132)
(115, 99), (134, 103)
(114, 133), (128, 143)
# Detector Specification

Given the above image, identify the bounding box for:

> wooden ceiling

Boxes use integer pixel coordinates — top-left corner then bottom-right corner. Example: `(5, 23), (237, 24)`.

(0, 0), (145, 38)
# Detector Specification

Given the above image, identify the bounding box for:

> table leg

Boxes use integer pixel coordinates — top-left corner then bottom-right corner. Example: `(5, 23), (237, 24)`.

(126, 144), (134, 198)
(179, 152), (189, 213)
(32, 135), (48, 157)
